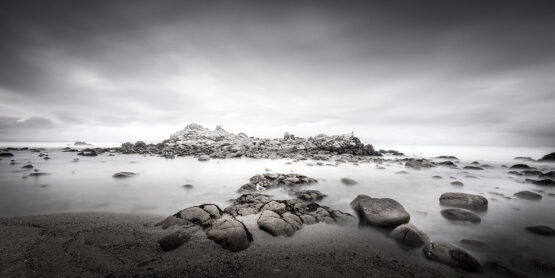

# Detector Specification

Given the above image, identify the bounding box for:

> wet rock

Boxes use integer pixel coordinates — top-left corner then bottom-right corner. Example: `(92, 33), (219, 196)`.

(460, 239), (487, 248)
(0, 152), (14, 157)
(158, 229), (192, 251)
(350, 195), (410, 228)
(207, 217), (253, 251)
(510, 164), (531, 169)
(525, 225), (555, 236)
(514, 191), (542, 200)
(441, 208), (481, 223)
(538, 152), (555, 162)
(292, 190), (327, 201)
(405, 159), (435, 170)
(389, 224), (429, 247)
(257, 210), (299, 237)
(198, 155), (210, 161)
(525, 178), (555, 186)
(439, 192), (488, 211)
(450, 181), (464, 186)
(112, 171), (138, 178)
(463, 166), (483, 170)
(423, 242), (481, 272)
(340, 177), (358, 185)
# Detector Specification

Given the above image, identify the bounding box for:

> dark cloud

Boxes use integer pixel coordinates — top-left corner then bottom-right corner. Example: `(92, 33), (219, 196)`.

(0, 0), (554, 145)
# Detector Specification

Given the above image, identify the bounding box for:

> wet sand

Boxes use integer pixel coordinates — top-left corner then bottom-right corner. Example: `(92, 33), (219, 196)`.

(0, 212), (464, 277)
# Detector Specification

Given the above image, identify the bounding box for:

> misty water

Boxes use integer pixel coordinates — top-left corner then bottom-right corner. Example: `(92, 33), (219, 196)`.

(1, 143), (554, 275)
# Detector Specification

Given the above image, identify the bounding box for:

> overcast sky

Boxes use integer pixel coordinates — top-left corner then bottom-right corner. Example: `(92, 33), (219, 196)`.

(1, 0), (554, 146)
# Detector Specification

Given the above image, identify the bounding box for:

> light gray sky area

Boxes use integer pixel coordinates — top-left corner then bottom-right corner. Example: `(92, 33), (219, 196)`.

(1, 0), (554, 146)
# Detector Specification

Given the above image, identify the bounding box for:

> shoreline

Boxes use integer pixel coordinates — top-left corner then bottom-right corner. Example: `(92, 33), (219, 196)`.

(0, 212), (464, 278)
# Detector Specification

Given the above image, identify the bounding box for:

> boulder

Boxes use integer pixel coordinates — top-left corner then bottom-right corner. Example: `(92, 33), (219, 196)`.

(389, 224), (429, 247)
(439, 192), (488, 211)
(257, 210), (298, 237)
(206, 217), (253, 251)
(514, 191), (542, 200)
(510, 164), (531, 169)
(422, 242), (481, 272)
(525, 225), (555, 236)
(158, 230), (191, 251)
(441, 208), (481, 223)
(350, 195), (410, 227)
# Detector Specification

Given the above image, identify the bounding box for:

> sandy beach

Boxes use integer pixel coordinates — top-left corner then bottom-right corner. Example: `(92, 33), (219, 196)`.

(0, 212), (466, 278)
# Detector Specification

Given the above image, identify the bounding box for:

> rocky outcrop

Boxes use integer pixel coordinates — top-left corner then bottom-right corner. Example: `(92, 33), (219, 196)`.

(538, 152), (555, 162)
(350, 195), (410, 228)
(156, 204), (252, 251)
(237, 173), (317, 192)
(389, 224), (429, 247)
(439, 192), (488, 211)
(115, 123), (382, 159)
(423, 242), (481, 272)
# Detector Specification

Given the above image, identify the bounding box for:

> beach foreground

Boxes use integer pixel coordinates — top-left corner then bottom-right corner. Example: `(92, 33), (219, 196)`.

(0, 212), (462, 277)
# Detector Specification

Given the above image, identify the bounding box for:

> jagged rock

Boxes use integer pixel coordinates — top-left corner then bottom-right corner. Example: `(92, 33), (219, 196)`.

(340, 177), (358, 185)
(206, 216), (253, 251)
(350, 195), (410, 228)
(439, 192), (488, 211)
(423, 242), (481, 272)
(525, 179), (555, 186)
(112, 172), (138, 178)
(389, 224), (429, 247)
(525, 225), (555, 236)
(158, 230), (192, 251)
(441, 208), (481, 223)
(292, 190), (327, 201)
(238, 173), (317, 192)
(514, 191), (542, 200)
(538, 152), (555, 162)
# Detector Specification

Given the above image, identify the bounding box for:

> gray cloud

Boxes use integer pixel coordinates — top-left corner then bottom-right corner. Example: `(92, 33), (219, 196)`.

(0, 0), (554, 145)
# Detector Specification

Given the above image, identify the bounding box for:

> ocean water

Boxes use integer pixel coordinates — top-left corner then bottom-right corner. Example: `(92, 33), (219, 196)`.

(0, 142), (554, 276)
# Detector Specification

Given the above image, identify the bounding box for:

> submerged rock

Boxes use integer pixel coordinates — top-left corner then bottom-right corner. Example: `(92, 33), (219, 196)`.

(340, 177), (358, 185)
(389, 224), (429, 247)
(525, 179), (555, 186)
(441, 208), (481, 223)
(460, 239), (487, 249)
(182, 184), (194, 189)
(525, 225), (555, 236)
(463, 166), (483, 170)
(22, 164), (33, 169)
(439, 192), (488, 211)
(423, 242), (481, 272)
(112, 172), (138, 178)
(450, 181), (464, 186)
(514, 191), (542, 200)
(350, 195), (410, 228)
(405, 159), (435, 170)
(0, 152), (14, 157)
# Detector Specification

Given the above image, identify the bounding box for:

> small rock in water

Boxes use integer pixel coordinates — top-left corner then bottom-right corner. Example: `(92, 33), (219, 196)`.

(539, 171), (555, 179)
(340, 177), (358, 185)
(525, 178), (555, 186)
(422, 242), (481, 272)
(198, 155), (210, 161)
(432, 175), (442, 179)
(463, 166), (483, 170)
(389, 224), (429, 247)
(293, 189), (327, 201)
(28, 172), (50, 177)
(525, 225), (555, 236)
(510, 164), (531, 169)
(441, 208), (481, 223)
(439, 192), (488, 211)
(350, 194), (410, 228)
(182, 184), (194, 189)
(158, 230), (192, 251)
(112, 172), (138, 178)
(0, 152), (14, 157)
(395, 171), (409, 174)
(450, 181), (464, 186)
(514, 191), (542, 200)
(22, 164), (33, 169)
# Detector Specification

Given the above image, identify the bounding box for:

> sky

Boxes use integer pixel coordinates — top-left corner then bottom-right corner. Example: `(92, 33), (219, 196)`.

(1, 0), (554, 146)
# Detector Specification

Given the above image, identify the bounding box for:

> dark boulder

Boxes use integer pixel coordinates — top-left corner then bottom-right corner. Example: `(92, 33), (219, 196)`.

(539, 152), (555, 161)
(525, 225), (555, 236)
(389, 224), (429, 247)
(510, 164), (531, 169)
(350, 195), (410, 228)
(514, 191), (542, 200)
(439, 192), (488, 211)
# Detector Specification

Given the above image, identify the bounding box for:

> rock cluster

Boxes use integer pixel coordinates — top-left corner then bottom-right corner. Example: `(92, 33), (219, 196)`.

(237, 173), (317, 192)
(116, 123), (381, 159)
